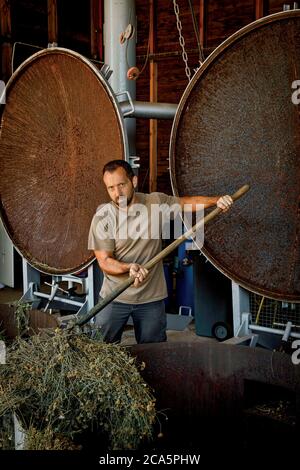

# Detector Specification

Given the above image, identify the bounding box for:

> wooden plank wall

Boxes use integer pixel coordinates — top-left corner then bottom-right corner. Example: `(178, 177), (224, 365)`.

(0, 0), (294, 193)
(135, 0), (292, 194)
(0, 0), (12, 82)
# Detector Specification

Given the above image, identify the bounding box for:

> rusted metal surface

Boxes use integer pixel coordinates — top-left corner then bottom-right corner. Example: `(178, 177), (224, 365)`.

(131, 341), (300, 447)
(170, 11), (300, 302)
(0, 48), (127, 274)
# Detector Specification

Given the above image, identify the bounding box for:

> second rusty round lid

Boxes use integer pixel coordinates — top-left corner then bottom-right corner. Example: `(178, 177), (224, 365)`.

(170, 11), (300, 302)
(0, 48), (127, 275)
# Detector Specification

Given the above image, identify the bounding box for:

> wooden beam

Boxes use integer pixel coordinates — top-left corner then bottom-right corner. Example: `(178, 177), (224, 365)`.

(47, 0), (58, 45)
(91, 0), (103, 61)
(199, 0), (206, 48)
(149, 0), (157, 193)
(99, 0), (103, 61)
(255, 0), (264, 19)
(0, 0), (12, 81)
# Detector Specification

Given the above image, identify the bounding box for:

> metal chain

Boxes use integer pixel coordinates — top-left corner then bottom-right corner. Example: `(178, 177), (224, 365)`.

(173, 0), (192, 82)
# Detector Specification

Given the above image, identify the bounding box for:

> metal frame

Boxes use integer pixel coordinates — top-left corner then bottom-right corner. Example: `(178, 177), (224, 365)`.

(231, 281), (300, 348)
(21, 258), (99, 318)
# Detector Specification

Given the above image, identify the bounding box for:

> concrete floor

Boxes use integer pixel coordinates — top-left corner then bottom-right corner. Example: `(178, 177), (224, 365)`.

(0, 284), (216, 345)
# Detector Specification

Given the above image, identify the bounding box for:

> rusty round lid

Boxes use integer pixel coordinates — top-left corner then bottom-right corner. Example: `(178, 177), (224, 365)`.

(0, 48), (127, 275)
(170, 11), (300, 302)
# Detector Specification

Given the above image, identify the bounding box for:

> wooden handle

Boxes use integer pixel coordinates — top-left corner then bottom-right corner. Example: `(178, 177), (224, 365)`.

(76, 185), (250, 327)
(231, 184), (250, 201)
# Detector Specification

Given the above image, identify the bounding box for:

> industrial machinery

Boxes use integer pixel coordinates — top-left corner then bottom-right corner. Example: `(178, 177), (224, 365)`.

(0, 9), (300, 340)
(0, 3), (300, 453)
(0, 0), (174, 316)
(0, 47), (134, 315)
(169, 9), (300, 346)
(0, 6), (299, 332)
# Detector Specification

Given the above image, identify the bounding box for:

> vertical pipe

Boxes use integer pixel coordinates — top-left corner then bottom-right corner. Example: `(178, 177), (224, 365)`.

(104, 0), (136, 156)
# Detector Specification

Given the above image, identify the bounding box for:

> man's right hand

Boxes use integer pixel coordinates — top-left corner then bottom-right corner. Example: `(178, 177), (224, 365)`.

(129, 263), (149, 287)
(216, 195), (233, 212)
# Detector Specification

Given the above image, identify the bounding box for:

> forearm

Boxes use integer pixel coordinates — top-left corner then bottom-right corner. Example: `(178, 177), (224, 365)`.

(96, 255), (130, 276)
(180, 195), (219, 211)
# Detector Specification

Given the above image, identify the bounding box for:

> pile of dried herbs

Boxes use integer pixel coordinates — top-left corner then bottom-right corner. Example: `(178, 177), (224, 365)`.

(0, 329), (156, 450)
(14, 302), (31, 337)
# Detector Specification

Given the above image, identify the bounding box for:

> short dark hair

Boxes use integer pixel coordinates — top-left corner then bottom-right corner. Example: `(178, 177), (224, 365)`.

(103, 160), (135, 179)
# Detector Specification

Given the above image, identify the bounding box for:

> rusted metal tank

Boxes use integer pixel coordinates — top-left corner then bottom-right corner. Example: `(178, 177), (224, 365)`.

(170, 11), (300, 302)
(131, 341), (300, 450)
(0, 48), (128, 275)
(0, 303), (59, 339)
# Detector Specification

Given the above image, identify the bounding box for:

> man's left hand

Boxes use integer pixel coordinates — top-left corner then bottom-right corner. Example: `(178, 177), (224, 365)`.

(217, 195), (233, 212)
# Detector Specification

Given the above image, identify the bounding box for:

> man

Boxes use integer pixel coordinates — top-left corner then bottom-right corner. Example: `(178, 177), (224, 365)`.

(88, 159), (233, 344)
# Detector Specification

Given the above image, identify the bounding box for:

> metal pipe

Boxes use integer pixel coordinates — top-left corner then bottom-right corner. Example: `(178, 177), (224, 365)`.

(249, 324), (300, 339)
(33, 291), (84, 307)
(120, 100), (178, 119)
(104, 0), (136, 156)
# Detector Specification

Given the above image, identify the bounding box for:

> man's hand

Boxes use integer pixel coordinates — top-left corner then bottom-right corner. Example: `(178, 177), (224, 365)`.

(129, 263), (149, 287)
(217, 195), (233, 212)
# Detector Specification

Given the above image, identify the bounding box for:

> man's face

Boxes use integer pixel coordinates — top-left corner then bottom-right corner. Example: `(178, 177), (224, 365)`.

(103, 167), (137, 207)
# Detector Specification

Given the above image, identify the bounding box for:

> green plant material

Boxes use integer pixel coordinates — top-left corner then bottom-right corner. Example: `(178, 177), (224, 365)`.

(0, 413), (14, 449)
(0, 330), (6, 342)
(0, 329), (156, 450)
(13, 302), (32, 337)
(25, 426), (82, 450)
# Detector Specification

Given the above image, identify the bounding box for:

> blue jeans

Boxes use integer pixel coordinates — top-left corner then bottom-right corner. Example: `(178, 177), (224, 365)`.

(94, 299), (167, 344)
